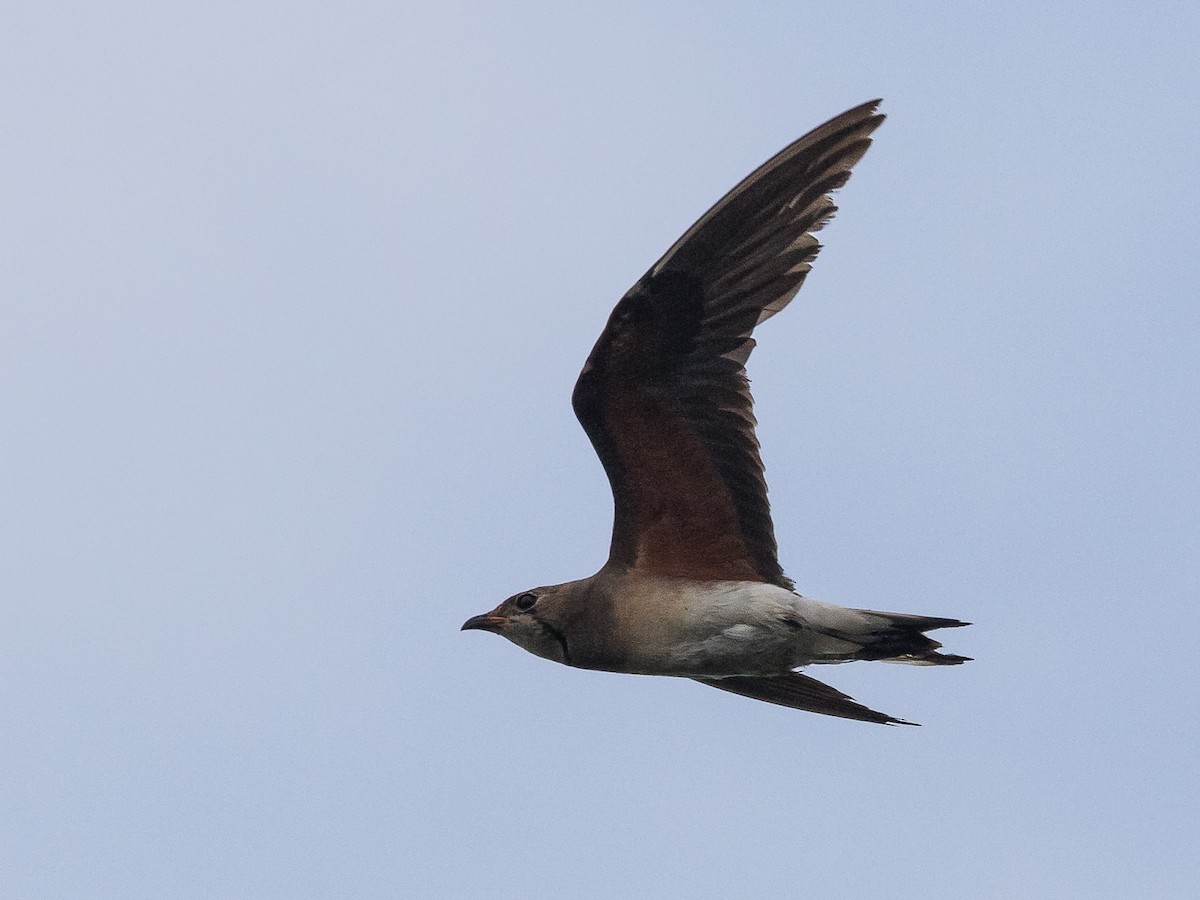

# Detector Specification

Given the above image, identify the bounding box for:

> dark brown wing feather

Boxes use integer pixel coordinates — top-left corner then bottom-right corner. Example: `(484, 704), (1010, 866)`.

(572, 100), (885, 585)
(694, 673), (915, 726)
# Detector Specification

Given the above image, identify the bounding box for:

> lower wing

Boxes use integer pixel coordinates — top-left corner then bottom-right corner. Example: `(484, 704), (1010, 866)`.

(694, 672), (915, 726)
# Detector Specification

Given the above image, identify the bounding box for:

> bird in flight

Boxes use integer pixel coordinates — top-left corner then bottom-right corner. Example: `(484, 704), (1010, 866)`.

(462, 99), (968, 725)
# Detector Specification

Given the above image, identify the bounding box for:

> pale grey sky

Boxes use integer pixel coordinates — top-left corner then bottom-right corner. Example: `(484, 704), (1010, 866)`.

(3, 3), (1198, 898)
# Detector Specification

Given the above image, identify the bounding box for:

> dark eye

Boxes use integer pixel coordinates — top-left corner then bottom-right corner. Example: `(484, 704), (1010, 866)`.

(514, 592), (537, 611)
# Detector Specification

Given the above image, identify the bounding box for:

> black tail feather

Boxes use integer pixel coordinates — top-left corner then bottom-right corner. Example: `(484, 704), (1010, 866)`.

(853, 611), (971, 665)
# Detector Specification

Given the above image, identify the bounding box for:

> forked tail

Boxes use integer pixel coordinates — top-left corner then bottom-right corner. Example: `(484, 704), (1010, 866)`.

(850, 610), (971, 665)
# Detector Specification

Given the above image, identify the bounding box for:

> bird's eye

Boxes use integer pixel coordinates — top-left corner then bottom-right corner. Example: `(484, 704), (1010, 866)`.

(514, 592), (537, 611)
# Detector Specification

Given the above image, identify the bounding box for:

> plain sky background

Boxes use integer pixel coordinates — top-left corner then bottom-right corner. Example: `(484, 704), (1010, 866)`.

(3, 3), (1198, 898)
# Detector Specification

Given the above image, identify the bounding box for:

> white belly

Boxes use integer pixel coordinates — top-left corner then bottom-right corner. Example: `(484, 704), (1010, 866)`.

(619, 580), (870, 677)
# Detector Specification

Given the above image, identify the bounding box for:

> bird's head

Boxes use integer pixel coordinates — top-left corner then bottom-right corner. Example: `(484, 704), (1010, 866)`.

(461, 584), (574, 664)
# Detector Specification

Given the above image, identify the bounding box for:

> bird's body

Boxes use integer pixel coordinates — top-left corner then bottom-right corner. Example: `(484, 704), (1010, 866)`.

(501, 572), (961, 677)
(463, 100), (969, 725)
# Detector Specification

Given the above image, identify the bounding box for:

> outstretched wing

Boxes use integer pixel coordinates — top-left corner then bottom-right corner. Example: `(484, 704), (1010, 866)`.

(695, 673), (915, 726)
(572, 100), (884, 586)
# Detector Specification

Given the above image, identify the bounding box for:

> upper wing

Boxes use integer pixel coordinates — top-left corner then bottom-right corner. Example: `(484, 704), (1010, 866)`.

(572, 100), (884, 586)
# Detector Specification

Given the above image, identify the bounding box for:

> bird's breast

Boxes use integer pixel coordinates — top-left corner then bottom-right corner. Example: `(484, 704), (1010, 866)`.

(600, 578), (809, 677)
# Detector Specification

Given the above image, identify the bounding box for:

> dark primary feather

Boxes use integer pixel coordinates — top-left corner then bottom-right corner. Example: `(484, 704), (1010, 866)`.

(695, 672), (915, 726)
(572, 100), (885, 586)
